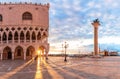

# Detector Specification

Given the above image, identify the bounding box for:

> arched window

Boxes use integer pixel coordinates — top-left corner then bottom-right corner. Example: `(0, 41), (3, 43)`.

(26, 31), (30, 41)
(8, 32), (12, 40)
(14, 31), (18, 40)
(37, 32), (41, 40)
(2, 32), (7, 42)
(32, 31), (36, 41)
(0, 15), (2, 21)
(22, 12), (32, 20)
(20, 31), (24, 41)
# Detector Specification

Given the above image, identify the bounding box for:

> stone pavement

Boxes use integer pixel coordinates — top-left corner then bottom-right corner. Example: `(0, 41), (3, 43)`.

(0, 56), (120, 79)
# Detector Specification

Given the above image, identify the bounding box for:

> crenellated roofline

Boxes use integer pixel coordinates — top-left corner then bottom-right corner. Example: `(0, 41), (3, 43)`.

(0, 2), (50, 8)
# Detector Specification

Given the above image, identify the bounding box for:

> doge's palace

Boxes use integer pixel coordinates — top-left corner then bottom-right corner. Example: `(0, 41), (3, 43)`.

(0, 2), (50, 60)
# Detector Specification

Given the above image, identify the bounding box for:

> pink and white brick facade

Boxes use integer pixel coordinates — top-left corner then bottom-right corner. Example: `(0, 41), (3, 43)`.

(0, 3), (50, 60)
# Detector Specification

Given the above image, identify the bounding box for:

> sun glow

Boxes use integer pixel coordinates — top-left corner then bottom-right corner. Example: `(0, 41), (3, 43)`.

(37, 50), (41, 56)
(34, 56), (43, 79)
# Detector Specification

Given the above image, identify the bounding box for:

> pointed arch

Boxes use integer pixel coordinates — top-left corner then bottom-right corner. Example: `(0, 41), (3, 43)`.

(26, 31), (30, 41)
(3, 46), (12, 60)
(37, 32), (41, 40)
(14, 31), (18, 41)
(22, 12), (32, 20)
(15, 46), (24, 59)
(32, 31), (36, 41)
(2, 32), (7, 42)
(8, 31), (12, 41)
(26, 46), (35, 59)
(20, 31), (24, 41)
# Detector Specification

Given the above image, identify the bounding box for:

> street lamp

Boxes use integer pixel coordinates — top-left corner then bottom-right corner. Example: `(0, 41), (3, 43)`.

(63, 42), (69, 62)
(91, 18), (100, 56)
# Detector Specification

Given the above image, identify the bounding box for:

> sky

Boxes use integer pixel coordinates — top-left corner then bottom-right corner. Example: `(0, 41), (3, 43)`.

(1, 0), (120, 54)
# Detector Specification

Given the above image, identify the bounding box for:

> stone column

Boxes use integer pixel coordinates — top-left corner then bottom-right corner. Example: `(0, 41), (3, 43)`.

(45, 44), (49, 59)
(92, 19), (100, 56)
(0, 33), (1, 43)
(18, 32), (20, 43)
(7, 33), (8, 44)
(36, 32), (37, 43)
(12, 33), (14, 43)
(94, 27), (98, 55)
(24, 50), (26, 60)
(12, 52), (14, 60)
(1, 53), (3, 60)
(24, 33), (26, 43)
(45, 49), (48, 59)
(30, 32), (32, 43)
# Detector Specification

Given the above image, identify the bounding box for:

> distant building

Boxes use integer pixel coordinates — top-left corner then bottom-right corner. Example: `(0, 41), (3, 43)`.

(0, 2), (50, 60)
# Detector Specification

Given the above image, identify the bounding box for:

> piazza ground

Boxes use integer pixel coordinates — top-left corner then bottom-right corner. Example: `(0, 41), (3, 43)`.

(0, 56), (120, 79)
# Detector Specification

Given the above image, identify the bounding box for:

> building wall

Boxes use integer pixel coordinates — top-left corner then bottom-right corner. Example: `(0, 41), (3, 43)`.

(0, 3), (49, 27)
(0, 3), (50, 60)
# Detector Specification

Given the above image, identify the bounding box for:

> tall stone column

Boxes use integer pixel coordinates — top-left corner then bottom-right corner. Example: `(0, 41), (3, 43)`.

(94, 27), (98, 55)
(92, 19), (100, 56)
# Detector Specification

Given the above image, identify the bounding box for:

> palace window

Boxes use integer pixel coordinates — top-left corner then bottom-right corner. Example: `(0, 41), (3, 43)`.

(37, 32), (41, 40)
(26, 31), (30, 40)
(8, 32), (12, 40)
(32, 31), (36, 41)
(20, 31), (24, 40)
(2, 32), (7, 41)
(22, 12), (32, 20)
(14, 31), (18, 40)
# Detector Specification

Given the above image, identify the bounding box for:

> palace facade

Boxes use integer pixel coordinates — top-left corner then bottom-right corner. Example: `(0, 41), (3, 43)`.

(0, 2), (50, 60)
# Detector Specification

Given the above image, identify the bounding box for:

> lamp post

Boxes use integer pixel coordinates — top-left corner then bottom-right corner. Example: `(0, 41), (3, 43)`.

(91, 18), (100, 56)
(63, 42), (69, 62)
